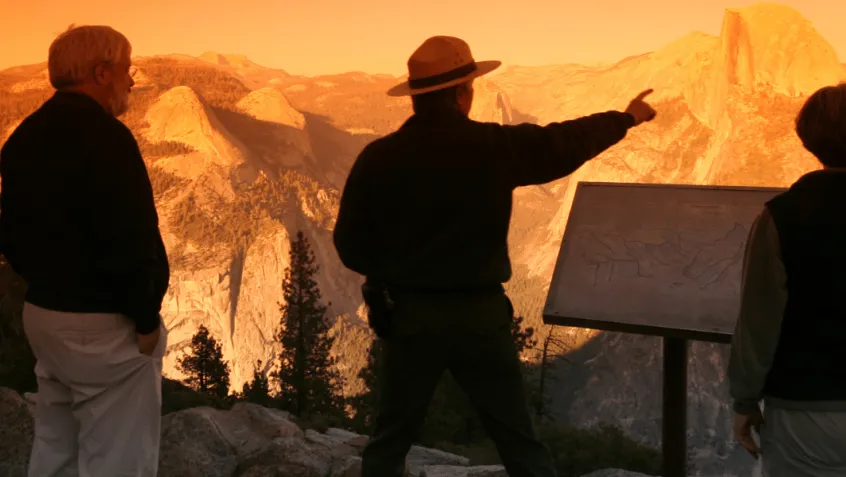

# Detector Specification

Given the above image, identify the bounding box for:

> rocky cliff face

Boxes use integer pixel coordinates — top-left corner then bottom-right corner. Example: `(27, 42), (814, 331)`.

(468, 77), (515, 124)
(717, 4), (843, 96)
(144, 85), (254, 176)
(237, 87), (307, 130)
(131, 81), (365, 391)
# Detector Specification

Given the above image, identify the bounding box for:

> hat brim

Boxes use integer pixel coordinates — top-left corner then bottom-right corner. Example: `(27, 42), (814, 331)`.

(386, 60), (502, 97)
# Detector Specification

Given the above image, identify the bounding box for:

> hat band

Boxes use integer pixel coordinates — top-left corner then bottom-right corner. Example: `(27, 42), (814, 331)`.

(407, 62), (477, 90)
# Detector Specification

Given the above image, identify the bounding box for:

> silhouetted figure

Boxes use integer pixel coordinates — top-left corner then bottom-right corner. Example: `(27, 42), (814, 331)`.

(729, 83), (846, 476)
(0, 25), (169, 477)
(333, 35), (656, 477)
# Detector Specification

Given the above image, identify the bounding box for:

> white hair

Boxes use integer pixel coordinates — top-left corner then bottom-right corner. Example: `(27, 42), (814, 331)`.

(47, 24), (132, 89)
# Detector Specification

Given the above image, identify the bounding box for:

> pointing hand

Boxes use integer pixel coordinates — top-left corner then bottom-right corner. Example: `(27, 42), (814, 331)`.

(625, 88), (657, 126)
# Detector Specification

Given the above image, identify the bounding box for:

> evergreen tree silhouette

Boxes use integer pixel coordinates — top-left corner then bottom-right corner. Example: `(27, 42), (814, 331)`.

(349, 337), (384, 432)
(240, 359), (272, 407)
(510, 313), (537, 360)
(176, 324), (230, 399)
(272, 231), (345, 418)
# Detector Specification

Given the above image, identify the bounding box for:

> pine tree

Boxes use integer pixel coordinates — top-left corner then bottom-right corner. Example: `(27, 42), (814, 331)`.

(272, 231), (345, 418)
(349, 337), (384, 432)
(510, 313), (538, 362)
(240, 359), (272, 406)
(177, 324), (231, 399)
(530, 325), (569, 423)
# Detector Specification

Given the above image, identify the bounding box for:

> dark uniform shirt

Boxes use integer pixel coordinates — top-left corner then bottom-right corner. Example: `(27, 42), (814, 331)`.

(333, 107), (635, 290)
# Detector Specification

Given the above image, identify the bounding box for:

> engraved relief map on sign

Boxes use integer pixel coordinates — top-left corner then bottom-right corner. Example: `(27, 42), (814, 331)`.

(543, 182), (785, 341)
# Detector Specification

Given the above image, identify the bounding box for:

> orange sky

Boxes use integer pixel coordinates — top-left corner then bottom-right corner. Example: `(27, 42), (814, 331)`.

(0, 0), (843, 77)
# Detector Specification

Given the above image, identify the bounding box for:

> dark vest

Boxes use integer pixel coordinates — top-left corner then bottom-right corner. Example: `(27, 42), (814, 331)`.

(763, 169), (846, 401)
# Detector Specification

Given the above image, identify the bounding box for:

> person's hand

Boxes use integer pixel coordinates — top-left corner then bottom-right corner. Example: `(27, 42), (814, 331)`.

(733, 408), (764, 459)
(137, 326), (161, 356)
(625, 89), (657, 126)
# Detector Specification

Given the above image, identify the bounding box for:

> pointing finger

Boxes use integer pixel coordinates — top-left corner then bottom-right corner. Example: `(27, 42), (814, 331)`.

(634, 88), (654, 101)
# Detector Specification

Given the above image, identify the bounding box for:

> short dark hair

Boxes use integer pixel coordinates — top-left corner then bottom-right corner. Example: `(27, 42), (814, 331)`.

(411, 84), (462, 115)
(796, 83), (846, 168)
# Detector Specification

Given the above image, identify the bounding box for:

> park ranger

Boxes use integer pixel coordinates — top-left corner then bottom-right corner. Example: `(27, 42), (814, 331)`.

(333, 35), (657, 477)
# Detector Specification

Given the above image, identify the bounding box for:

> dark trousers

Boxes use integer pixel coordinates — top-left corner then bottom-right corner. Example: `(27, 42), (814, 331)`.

(360, 292), (557, 477)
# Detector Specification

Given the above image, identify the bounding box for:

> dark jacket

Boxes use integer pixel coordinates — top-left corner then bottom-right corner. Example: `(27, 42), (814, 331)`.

(333, 108), (635, 290)
(0, 91), (169, 334)
(762, 169), (846, 402)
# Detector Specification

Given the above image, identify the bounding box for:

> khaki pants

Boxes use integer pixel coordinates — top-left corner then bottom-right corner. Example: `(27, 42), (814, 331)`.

(22, 302), (167, 477)
(761, 405), (846, 477)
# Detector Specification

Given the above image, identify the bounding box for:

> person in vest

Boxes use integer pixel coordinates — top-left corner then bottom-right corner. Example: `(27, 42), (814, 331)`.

(728, 83), (846, 476)
(0, 25), (169, 477)
(333, 35), (657, 477)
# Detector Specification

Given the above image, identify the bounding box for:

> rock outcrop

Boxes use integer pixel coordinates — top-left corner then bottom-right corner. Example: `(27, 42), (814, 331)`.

(199, 52), (262, 70)
(7, 387), (739, 476)
(717, 3), (843, 96)
(0, 387), (517, 477)
(237, 87), (306, 130)
(469, 77), (514, 124)
(144, 86), (254, 180)
(235, 87), (314, 169)
(701, 3), (846, 127)
(131, 66), (155, 89)
(8, 68), (50, 93)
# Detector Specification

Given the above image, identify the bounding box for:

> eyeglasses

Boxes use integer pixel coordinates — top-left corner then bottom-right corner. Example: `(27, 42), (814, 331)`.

(94, 62), (137, 79)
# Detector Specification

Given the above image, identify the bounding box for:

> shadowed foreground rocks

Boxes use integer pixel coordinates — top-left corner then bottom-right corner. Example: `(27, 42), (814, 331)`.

(0, 387), (656, 477)
(0, 387), (34, 477)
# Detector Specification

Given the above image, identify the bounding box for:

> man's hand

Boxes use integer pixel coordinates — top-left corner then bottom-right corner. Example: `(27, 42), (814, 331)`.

(625, 89), (657, 126)
(137, 326), (161, 356)
(733, 408), (764, 459)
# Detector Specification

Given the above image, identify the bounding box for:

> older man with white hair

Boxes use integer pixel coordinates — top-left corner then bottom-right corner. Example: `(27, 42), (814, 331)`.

(0, 24), (169, 477)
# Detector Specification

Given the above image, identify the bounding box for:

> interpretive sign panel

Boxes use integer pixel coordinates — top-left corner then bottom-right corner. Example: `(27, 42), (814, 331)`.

(543, 182), (786, 343)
